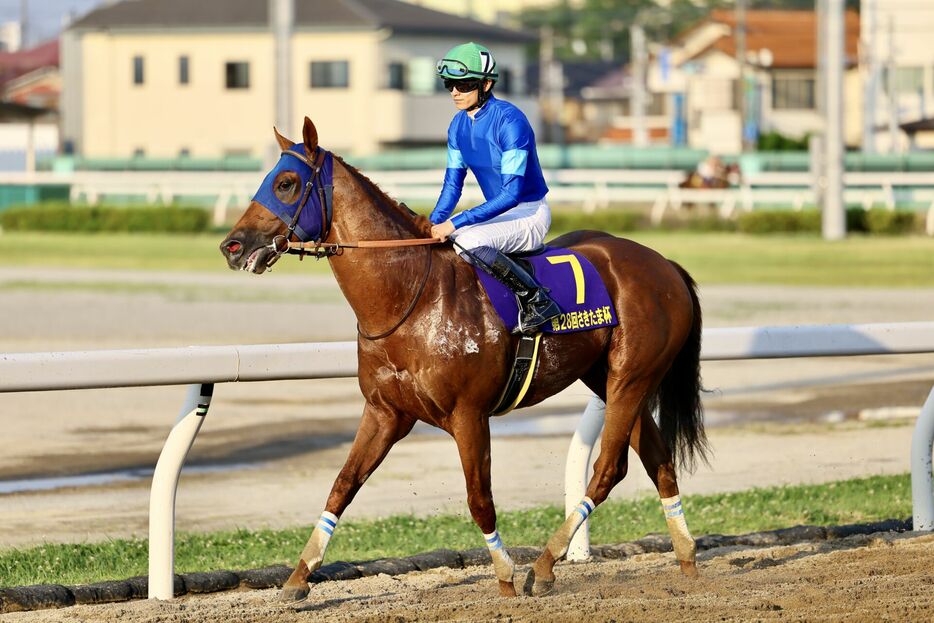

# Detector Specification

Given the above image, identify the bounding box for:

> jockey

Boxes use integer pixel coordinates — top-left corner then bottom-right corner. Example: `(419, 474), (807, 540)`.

(429, 42), (561, 335)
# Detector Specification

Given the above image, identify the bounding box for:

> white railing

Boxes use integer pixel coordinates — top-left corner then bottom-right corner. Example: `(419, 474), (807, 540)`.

(1, 322), (933, 598)
(2, 169), (933, 233)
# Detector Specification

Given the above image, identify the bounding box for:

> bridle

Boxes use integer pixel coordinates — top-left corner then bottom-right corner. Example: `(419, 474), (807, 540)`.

(262, 146), (333, 266)
(259, 146), (440, 340)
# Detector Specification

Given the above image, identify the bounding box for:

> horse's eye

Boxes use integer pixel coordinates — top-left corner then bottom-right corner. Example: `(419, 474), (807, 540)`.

(278, 181), (293, 192)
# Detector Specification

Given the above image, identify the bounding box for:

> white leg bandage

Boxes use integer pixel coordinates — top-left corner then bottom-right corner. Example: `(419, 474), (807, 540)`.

(300, 511), (339, 570)
(661, 495), (696, 562)
(547, 497), (595, 560)
(484, 530), (515, 582)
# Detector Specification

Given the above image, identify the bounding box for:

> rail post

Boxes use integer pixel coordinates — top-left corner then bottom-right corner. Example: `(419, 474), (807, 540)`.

(148, 383), (214, 600)
(565, 395), (606, 562)
(911, 384), (934, 530)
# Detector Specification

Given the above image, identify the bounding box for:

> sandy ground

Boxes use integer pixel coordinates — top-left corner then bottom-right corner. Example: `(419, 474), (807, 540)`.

(1, 267), (933, 550)
(6, 531), (934, 622)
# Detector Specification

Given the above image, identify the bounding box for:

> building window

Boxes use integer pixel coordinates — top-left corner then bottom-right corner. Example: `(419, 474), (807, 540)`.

(310, 61), (349, 88)
(696, 78), (736, 110)
(387, 62), (406, 90)
(498, 68), (512, 95)
(225, 62), (250, 89)
(772, 76), (815, 110)
(132, 56), (144, 85)
(179, 56), (190, 85)
(179, 148), (190, 157)
(133, 148), (145, 157)
(646, 94), (665, 116)
(895, 67), (923, 94)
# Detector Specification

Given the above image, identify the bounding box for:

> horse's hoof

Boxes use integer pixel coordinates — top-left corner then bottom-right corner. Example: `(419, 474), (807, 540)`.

(278, 584), (310, 603)
(498, 579), (518, 597)
(679, 560), (699, 578)
(520, 568), (555, 597)
(532, 576), (555, 596)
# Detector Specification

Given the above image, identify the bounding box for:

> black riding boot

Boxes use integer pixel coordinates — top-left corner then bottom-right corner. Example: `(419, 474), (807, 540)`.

(489, 251), (562, 335)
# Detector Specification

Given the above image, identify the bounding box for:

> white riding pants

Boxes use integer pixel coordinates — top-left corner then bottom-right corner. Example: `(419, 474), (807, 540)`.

(451, 198), (551, 256)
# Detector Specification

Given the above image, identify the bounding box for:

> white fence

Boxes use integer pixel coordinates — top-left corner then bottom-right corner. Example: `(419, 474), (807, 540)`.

(1, 322), (934, 599)
(2, 170), (933, 234)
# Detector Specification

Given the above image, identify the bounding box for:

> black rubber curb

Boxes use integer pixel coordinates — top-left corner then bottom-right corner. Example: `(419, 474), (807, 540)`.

(0, 518), (912, 614)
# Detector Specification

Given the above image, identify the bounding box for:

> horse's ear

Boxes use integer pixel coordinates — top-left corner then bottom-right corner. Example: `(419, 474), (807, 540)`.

(273, 127), (292, 152)
(302, 116), (319, 158)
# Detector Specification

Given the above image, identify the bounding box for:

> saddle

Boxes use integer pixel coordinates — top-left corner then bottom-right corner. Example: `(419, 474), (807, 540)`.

(474, 246), (617, 336)
(480, 246), (618, 416)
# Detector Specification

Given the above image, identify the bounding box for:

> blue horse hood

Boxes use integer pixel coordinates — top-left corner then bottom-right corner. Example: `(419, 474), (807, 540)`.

(251, 143), (334, 242)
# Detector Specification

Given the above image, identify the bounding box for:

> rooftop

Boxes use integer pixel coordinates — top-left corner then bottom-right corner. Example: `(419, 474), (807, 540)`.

(69, 0), (533, 42)
(680, 9), (860, 69)
(0, 39), (59, 87)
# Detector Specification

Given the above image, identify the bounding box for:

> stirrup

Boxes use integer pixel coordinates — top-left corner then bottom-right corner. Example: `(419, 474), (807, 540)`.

(514, 294), (561, 335)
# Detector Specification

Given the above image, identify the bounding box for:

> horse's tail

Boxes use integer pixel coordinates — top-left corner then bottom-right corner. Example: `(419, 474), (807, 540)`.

(655, 261), (709, 473)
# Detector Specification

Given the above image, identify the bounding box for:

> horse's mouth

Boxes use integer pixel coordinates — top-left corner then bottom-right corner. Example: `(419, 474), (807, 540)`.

(243, 246), (274, 274)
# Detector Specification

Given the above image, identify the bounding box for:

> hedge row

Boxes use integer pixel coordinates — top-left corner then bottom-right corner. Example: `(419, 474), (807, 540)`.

(736, 207), (920, 235)
(550, 209), (644, 232)
(551, 207), (922, 235)
(0, 202), (922, 236)
(0, 204), (210, 233)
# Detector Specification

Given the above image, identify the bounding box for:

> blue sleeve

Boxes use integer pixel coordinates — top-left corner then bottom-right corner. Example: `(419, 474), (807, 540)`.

(450, 113), (530, 229)
(430, 126), (467, 225)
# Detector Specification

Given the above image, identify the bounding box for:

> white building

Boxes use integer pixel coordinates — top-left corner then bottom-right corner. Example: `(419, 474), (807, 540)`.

(644, 9), (860, 154)
(861, 0), (934, 151)
(0, 21), (22, 53)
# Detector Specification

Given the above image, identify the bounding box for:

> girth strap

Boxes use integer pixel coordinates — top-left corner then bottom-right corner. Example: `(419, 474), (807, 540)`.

(490, 333), (542, 416)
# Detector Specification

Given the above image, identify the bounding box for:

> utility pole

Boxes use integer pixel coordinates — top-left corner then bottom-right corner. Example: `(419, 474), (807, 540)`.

(19, 0), (28, 49)
(822, 0), (846, 240)
(886, 15), (900, 153)
(630, 23), (648, 147)
(271, 0), (294, 141)
(861, 0), (877, 153)
(735, 0), (749, 151)
(540, 26), (564, 146)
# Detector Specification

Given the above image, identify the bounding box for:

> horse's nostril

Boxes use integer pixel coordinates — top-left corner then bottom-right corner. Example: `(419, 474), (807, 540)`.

(225, 241), (242, 255)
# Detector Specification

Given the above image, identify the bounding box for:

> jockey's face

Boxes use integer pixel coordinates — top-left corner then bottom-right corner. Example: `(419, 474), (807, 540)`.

(450, 79), (492, 111)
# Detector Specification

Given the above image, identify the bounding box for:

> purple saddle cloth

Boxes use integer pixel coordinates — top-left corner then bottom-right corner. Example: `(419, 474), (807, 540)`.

(475, 247), (618, 334)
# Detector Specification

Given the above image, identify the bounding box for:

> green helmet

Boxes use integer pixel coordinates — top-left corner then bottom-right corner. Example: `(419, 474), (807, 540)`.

(436, 42), (498, 80)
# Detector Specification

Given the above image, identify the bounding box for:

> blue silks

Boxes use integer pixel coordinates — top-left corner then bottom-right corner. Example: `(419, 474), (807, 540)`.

(430, 95), (549, 229)
(251, 143), (333, 242)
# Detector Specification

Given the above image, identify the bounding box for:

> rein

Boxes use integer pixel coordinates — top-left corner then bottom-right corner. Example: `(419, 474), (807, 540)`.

(356, 244), (434, 340)
(284, 237), (439, 258)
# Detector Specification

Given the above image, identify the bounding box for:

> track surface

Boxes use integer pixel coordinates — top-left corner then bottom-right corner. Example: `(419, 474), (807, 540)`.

(6, 532), (934, 622)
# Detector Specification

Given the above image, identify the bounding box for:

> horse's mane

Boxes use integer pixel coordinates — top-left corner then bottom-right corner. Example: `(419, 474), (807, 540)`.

(332, 154), (433, 237)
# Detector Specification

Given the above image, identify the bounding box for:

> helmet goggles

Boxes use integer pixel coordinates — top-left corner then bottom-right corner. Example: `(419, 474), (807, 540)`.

(436, 58), (474, 79)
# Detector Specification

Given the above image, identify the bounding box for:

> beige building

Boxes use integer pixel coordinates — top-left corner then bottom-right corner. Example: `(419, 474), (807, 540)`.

(61, 0), (537, 160)
(643, 10), (861, 153)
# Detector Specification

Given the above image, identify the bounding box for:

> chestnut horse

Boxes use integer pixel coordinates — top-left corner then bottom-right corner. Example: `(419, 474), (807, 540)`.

(220, 117), (707, 601)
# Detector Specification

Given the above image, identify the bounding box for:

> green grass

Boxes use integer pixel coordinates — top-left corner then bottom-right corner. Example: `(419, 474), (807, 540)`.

(0, 232), (331, 275)
(619, 231), (934, 287)
(0, 473), (911, 588)
(2, 231), (933, 287)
